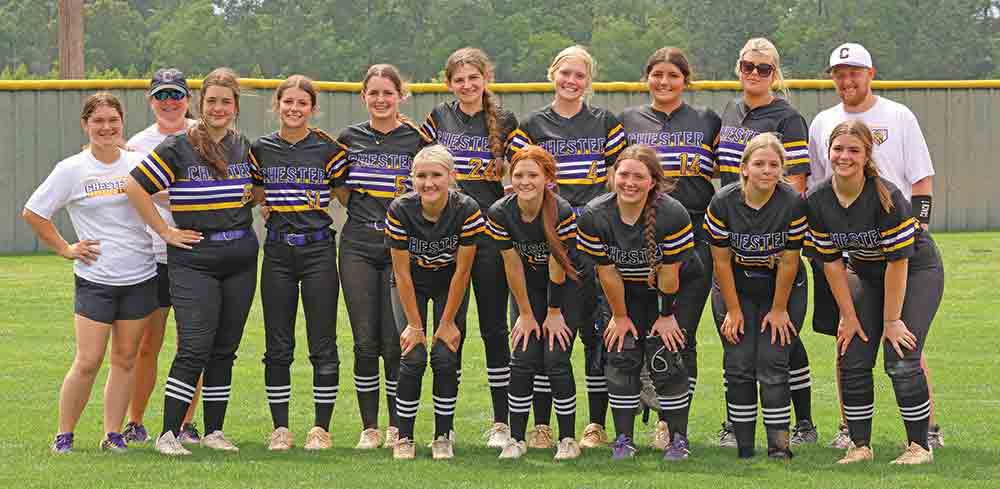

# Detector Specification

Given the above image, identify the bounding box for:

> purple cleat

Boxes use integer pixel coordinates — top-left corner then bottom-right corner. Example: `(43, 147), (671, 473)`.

(100, 432), (128, 453)
(611, 434), (636, 460)
(663, 433), (690, 461)
(51, 432), (74, 454)
(178, 422), (201, 445)
(122, 422), (149, 443)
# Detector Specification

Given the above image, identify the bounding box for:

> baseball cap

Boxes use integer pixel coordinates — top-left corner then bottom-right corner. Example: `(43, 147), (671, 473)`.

(149, 68), (190, 96)
(827, 43), (873, 71)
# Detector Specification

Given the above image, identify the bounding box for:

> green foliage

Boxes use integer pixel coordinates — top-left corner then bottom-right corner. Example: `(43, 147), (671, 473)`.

(2, 0), (998, 81)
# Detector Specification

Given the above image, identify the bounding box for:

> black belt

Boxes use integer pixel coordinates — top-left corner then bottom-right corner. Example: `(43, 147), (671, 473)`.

(206, 229), (251, 241)
(266, 229), (331, 247)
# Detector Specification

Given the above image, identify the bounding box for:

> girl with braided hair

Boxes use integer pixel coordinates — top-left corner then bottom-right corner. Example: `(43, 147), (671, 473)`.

(420, 48), (519, 447)
(576, 144), (699, 460)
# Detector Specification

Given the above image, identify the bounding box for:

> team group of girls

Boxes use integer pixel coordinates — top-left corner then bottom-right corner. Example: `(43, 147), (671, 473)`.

(26, 36), (943, 465)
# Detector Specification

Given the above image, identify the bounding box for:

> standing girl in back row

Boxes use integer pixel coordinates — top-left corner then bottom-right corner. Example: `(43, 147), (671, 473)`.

(421, 48), (519, 447)
(508, 45), (625, 449)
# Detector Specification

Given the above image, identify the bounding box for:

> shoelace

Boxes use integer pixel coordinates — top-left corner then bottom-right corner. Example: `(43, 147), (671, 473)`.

(55, 433), (74, 450)
(107, 433), (127, 448)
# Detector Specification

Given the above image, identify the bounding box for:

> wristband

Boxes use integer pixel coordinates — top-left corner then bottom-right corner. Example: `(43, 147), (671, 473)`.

(547, 280), (566, 309)
(911, 195), (932, 225)
(658, 290), (676, 317)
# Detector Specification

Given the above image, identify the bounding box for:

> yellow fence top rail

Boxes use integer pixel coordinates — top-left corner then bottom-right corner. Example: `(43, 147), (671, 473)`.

(2, 79), (1000, 92)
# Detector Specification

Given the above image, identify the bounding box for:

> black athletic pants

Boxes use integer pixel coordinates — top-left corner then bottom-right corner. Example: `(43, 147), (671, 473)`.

(161, 232), (258, 436)
(839, 236), (943, 450)
(712, 266), (807, 455)
(339, 221), (399, 430)
(391, 271), (470, 440)
(507, 281), (578, 442)
(470, 242), (511, 424)
(605, 285), (694, 441)
(261, 234), (340, 431)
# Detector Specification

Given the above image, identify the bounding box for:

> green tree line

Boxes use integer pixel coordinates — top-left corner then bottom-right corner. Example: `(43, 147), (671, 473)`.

(2, 0), (999, 81)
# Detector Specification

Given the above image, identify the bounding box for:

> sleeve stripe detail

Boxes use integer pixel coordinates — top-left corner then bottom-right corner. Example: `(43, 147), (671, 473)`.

(150, 151), (175, 181)
(881, 217), (917, 238)
(664, 222), (694, 242)
(138, 164), (166, 192)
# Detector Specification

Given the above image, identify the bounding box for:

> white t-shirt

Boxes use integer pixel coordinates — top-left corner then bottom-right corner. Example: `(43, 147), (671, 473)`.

(127, 120), (195, 263)
(807, 96), (935, 200)
(25, 149), (156, 286)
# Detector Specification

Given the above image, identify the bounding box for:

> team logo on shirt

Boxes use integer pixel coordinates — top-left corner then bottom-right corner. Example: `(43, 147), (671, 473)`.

(241, 184), (254, 205)
(871, 128), (889, 145)
(84, 177), (127, 197)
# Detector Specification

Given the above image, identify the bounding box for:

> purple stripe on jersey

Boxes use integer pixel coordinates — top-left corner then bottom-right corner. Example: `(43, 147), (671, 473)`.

(173, 177), (253, 188)
(170, 195), (245, 205)
(555, 153), (607, 163)
(264, 182), (330, 191)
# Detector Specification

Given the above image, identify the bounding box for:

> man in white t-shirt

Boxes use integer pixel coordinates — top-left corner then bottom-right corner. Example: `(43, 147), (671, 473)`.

(807, 42), (942, 450)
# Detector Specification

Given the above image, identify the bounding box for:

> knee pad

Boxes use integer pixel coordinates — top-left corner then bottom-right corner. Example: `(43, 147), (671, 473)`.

(430, 342), (460, 374)
(605, 346), (642, 388)
(645, 336), (685, 381)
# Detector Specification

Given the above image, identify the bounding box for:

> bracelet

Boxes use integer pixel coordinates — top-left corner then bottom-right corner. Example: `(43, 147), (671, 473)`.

(883, 318), (901, 323)
(911, 195), (932, 224)
(658, 290), (676, 317)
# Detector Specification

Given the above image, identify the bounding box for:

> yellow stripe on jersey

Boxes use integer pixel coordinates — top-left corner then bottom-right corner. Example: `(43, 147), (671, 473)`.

(559, 176), (609, 185)
(664, 222), (693, 241)
(386, 213), (403, 226)
(271, 204), (327, 212)
(351, 187), (397, 199)
(171, 201), (245, 212)
(662, 240), (694, 256)
(706, 209), (726, 228)
(463, 210), (483, 224)
(385, 229), (407, 241)
(881, 217), (917, 238)
(326, 149), (348, 176)
(883, 236), (915, 252)
(138, 165), (165, 192)
(150, 151), (175, 181)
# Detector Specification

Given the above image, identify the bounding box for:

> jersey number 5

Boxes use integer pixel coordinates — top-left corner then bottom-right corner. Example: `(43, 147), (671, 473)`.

(394, 175), (409, 197)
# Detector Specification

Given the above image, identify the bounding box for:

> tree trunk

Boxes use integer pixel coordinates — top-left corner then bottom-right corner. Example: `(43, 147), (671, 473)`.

(58, 0), (85, 79)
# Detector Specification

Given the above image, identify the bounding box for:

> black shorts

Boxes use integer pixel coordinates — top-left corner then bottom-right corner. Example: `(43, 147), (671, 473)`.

(74, 274), (158, 325)
(156, 262), (172, 308)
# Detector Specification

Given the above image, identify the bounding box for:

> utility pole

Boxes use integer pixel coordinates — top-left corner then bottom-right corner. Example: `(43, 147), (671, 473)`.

(58, 0), (85, 79)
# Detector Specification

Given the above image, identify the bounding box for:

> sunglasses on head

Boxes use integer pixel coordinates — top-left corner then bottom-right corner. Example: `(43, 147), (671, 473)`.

(739, 60), (775, 77)
(153, 90), (186, 101)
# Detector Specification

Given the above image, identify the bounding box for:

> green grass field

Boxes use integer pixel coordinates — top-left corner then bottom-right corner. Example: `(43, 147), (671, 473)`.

(1, 232), (998, 489)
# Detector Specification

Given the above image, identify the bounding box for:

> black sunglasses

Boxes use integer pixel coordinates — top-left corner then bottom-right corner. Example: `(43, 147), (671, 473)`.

(739, 60), (775, 77)
(153, 90), (186, 101)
